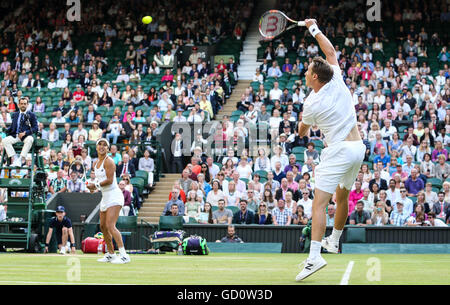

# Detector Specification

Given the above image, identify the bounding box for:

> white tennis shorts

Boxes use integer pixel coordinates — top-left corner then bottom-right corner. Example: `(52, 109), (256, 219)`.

(99, 188), (124, 212)
(314, 140), (366, 194)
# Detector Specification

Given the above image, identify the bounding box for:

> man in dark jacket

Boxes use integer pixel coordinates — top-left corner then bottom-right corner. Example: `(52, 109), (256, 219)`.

(218, 225), (244, 243)
(232, 200), (255, 224)
(4, 97), (38, 165)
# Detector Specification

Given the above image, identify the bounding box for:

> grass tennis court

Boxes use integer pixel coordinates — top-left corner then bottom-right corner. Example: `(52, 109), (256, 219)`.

(0, 253), (449, 285)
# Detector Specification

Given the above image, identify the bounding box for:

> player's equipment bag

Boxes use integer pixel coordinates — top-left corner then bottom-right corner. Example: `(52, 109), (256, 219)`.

(81, 237), (105, 253)
(150, 230), (185, 251)
(182, 235), (209, 255)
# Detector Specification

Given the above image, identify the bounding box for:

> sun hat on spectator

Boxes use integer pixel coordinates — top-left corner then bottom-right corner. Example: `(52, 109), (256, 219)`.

(150, 121), (158, 125)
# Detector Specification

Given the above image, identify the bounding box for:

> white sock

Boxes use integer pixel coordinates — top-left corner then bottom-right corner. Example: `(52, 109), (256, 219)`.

(119, 247), (127, 257)
(308, 241), (322, 260)
(108, 252), (116, 257)
(330, 228), (343, 242)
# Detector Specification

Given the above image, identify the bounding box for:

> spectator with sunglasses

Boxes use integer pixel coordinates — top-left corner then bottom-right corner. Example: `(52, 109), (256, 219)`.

(395, 187), (414, 216)
(254, 203), (273, 225)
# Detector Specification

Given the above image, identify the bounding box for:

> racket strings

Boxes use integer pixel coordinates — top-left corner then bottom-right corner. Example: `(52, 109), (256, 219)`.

(260, 11), (287, 38)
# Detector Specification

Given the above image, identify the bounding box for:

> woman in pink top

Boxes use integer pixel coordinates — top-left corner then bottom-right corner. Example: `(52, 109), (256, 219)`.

(161, 69), (174, 82)
(348, 180), (364, 215)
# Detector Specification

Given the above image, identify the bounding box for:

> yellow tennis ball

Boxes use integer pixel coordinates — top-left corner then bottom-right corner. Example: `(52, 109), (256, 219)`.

(142, 16), (152, 24)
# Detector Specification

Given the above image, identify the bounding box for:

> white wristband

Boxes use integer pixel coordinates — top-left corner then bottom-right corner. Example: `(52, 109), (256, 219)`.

(308, 24), (321, 38)
(95, 181), (101, 190)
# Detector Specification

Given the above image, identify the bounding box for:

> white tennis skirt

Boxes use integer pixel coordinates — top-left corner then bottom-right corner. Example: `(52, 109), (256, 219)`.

(314, 140), (366, 194)
(99, 188), (124, 212)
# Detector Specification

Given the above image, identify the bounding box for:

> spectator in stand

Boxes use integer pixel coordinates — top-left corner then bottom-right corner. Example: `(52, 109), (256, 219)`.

(267, 61), (282, 79)
(325, 203), (336, 226)
(138, 149), (154, 188)
(390, 202), (409, 226)
(394, 187), (414, 216)
(431, 141), (448, 162)
(432, 192), (449, 220)
(269, 81), (283, 100)
(232, 199), (254, 224)
(162, 189), (185, 216)
(254, 202), (273, 225)
(349, 201), (372, 226)
(213, 199), (232, 224)
(206, 179), (226, 206)
(272, 199), (292, 226)
(426, 212), (447, 227)
(48, 169), (67, 195)
(297, 189), (313, 219)
(119, 180), (132, 216)
(435, 154), (450, 180)
(67, 170), (87, 193)
(349, 180), (364, 214)
(371, 201), (389, 226)
(405, 168), (424, 197)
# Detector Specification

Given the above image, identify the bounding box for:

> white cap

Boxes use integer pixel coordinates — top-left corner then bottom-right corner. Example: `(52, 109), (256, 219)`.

(96, 138), (110, 148)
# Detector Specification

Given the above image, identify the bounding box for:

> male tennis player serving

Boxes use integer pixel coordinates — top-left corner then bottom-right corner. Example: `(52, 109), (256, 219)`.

(87, 138), (131, 264)
(295, 20), (365, 281)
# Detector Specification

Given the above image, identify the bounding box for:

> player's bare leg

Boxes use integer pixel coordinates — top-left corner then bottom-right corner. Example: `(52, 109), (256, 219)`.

(296, 188), (332, 281)
(321, 186), (350, 254)
(59, 227), (68, 254)
(98, 211), (115, 262)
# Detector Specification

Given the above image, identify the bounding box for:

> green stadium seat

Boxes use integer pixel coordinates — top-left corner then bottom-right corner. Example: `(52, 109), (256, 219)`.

(158, 216), (183, 231)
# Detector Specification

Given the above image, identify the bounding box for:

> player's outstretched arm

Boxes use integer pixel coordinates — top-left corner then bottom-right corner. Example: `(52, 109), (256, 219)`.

(305, 19), (338, 66)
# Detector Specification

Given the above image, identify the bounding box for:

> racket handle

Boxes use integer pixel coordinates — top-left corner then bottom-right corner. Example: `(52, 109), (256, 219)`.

(298, 21), (306, 26)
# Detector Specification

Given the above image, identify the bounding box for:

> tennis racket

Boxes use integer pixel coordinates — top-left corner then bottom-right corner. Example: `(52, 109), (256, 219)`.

(259, 10), (306, 40)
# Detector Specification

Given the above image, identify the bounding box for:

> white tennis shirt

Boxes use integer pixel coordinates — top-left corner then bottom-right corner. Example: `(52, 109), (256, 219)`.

(302, 64), (356, 146)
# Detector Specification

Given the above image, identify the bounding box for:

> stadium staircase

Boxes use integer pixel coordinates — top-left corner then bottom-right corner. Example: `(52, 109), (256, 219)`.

(237, 0), (276, 80)
(216, 80), (252, 121)
(137, 173), (180, 224)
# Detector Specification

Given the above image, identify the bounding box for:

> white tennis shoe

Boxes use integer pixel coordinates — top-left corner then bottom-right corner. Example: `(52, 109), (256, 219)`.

(295, 256), (327, 281)
(110, 254), (131, 264)
(321, 236), (339, 254)
(97, 253), (115, 263)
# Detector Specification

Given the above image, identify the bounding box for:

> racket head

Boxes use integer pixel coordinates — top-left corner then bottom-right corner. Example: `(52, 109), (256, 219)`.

(259, 10), (292, 39)
(68, 159), (87, 185)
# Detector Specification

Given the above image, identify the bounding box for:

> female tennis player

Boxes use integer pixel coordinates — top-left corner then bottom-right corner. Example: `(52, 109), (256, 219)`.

(295, 19), (365, 281)
(87, 138), (130, 264)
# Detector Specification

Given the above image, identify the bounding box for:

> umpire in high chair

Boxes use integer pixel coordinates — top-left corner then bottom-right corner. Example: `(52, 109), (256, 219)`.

(3, 97), (38, 166)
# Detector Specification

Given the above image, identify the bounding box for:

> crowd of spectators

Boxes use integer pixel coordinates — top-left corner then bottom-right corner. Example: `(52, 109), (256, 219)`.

(164, 0), (449, 227)
(0, 0), (254, 217)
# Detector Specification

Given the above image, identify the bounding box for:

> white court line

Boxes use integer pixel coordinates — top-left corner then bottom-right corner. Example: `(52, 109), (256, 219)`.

(340, 261), (354, 285)
(0, 280), (132, 285)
